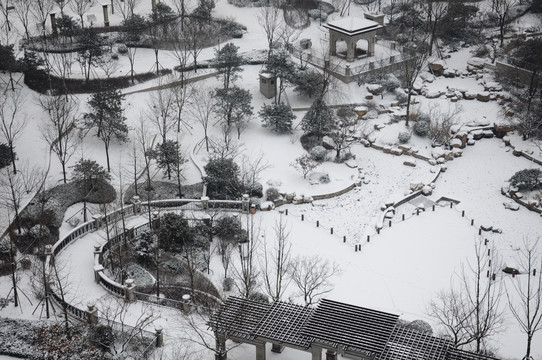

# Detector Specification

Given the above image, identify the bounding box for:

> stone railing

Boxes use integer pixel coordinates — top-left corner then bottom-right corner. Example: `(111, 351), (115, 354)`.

(47, 195), (248, 325)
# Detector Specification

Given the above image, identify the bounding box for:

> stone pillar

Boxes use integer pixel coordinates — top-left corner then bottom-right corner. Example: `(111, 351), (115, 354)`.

(369, 61), (375, 70)
(390, 55), (395, 64)
(345, 65), (351, 76)
(182, 294), (191, 315)
(102, 4), (109, 27)
(126, 225), (135, 240)
(311, 345), (322, 360)
(87, 302), (98, 324)
(256, 342), (267, 360)
(125, 278), (135, 302)
(94, 244), (103, 264)
(155, 325), (164, 347)
(242, 194), (250, 213)
(50, 13), (57, 34)
(94, 264), (104, 283)
(132, 196), (142, 214)
(110, 0), (114, 14)
(201, 196), (209, 210)
(271, 343), (284, 353)
(151, 0), (157, 11)
(390, 41), (396, 50)
(326, 350), (337, 360)
(92, 214), (103, 229)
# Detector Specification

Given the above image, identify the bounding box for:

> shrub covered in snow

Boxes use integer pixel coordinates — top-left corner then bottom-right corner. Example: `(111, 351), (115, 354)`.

(310, 145), (328, 161)
(266, 187), (281, 202)
(247, 181), (264, 198)
(214, 216), (242, 242)
(259, 103), (295, 133)
(414, 118), (431, 137)
(509, 169), (542, 191)
(398, 131), (411, 144)
(390, 115), (403, 124)
(117, 44), (128, 54)
(308, 9), (328, 21)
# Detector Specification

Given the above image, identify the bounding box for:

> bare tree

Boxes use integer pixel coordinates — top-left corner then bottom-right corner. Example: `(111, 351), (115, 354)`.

(172, 0), (193, 31)
(39, 94), (80, 183)
(330, 107), (358, 159)
(261, 211), (291, 302)
(399, 40), (430, 125)
(30, 0), (55, 37)
(290, 255), (341, 306)
(184, 18), (212, 73)
(463, 240), (504, 353)
(115, 0), (142, 21)
(506, 238), (542, 360)
(97, 297), (158, 357)
(239, 152), (271, 192)
(0, 89), (27, 174)
(0, 164), (41, 233)
(423, 0), (448, 56)
(12, 0), (34, 39)
(493, 0), (516, 47)
(148, 86), (177, 144)
(429, 288), (472, 347)
(428, 103), (462, 147)
(231, 214), (261, 298)
(183, 305), (242, 360)
(257, 2), (284, 61)
(189, 86), (215, 152)
(290, 154), (319, 179)
(135, 117), (157, 197)
(69, 0), (92, 28)
(170, 78), (193, 133)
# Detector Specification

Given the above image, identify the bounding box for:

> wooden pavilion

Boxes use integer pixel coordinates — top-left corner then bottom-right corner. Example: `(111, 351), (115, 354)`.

(209, 297), (500, 360)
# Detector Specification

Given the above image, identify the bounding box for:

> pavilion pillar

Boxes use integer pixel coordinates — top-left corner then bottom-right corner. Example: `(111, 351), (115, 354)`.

(311, 345), (322, 360)
(256, 342), (266, 360)
(347, 40), (355, 62)
(326, 350), (337, 360)
(215, 337), (227, 360)
(368, 35), (376, 57)
(329, 32), (337, 56)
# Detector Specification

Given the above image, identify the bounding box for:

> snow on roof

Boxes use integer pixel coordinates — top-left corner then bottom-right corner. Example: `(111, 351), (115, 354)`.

(325, 16), (382, 36)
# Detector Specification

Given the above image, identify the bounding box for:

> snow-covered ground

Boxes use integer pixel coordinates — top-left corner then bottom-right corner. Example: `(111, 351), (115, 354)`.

(1, 0), (542, 359)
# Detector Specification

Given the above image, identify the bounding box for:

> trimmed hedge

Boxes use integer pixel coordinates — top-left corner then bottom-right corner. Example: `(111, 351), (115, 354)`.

(24, 68), (172, 94)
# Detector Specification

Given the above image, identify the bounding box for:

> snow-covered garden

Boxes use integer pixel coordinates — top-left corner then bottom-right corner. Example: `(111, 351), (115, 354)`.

(0, 0), (542, 358)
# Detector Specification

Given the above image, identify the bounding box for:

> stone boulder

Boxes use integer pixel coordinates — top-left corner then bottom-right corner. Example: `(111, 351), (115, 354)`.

(354, 106), (368, 118)
(477, 92), (490, 102)
(322, 136), (336, 150)
(464, 91), (477, 100)
(484, 82), (502, 92)
(420, 71), (436, 83)
(426, 90), (443, 99)
(467, 57), (485, 69)
(503, 201), (520, 211)
(443, 69), (456, 78)
(367, 84), (383, 95)
(413, 79), (424, 92)
(428, 59), (445, 76)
